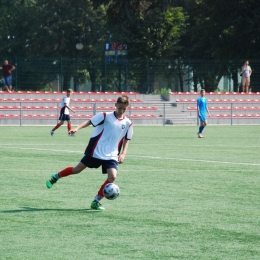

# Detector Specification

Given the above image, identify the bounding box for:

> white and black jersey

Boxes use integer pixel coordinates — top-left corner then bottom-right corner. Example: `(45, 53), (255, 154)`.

(84, 112), (133, 161)
(60, 96), (70, 115)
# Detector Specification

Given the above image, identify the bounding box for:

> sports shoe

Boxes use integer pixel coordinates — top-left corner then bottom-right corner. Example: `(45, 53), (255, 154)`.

(198, 133), (204, 138)
(68, 133), (75, 137)
(90, 201), (105, 210)
(46, 173), (58, 188)
(50, 130), (54, 136)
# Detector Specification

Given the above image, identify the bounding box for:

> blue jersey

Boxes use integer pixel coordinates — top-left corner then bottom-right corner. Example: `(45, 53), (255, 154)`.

(197, 97), (207, 121)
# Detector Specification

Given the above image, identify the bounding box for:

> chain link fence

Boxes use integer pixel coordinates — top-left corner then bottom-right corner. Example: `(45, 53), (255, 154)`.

(1, 57), (259, 93)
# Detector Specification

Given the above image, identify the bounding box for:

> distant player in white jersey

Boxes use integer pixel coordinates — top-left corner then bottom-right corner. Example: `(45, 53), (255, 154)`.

(50, 89), (75, 136)
(46, 95), (133, 210)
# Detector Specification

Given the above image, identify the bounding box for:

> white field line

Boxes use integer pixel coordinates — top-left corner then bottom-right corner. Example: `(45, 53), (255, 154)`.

(128, 155), (260, 167)
(1, 146), (260, 167)
(2, 143), (260, 148)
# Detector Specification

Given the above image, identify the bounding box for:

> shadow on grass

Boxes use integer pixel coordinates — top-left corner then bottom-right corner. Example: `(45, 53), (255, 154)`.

(0, 207), (102, 213)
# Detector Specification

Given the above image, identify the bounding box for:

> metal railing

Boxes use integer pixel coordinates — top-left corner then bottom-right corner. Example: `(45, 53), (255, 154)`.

(1, 101), (260, 126)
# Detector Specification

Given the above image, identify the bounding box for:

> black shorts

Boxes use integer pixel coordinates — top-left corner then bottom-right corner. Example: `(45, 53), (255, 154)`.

(80, 154), (118, 174)
(59, 113), (71, 121)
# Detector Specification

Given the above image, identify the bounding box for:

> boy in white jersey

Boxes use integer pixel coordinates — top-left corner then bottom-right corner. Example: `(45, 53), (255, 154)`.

(46, 95), (133, 210)
(50, 88), (75, 136)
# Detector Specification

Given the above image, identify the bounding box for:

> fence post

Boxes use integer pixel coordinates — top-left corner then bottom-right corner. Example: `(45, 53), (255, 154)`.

(20, 101), (22, 126)
(146, 59), (150, 93)
(15, 56), (18, 91)
(60, 57), (63, 92)
(231, 102), (233, 126)
(94, 102), (96, 115)
(163, 103), (166, 126)
(188, 58), (190, 91)
(104, 58), (107, 91)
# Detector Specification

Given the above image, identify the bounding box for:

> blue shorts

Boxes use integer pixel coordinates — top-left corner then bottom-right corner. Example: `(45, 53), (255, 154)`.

(4, 76), (12, 86)
(199, 114), (207, 122)
(80, 154), (118, 174)
(59, 113), (71, 121)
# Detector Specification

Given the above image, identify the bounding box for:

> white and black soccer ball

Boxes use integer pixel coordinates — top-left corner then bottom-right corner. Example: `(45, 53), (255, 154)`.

(103, 183), (120, 200)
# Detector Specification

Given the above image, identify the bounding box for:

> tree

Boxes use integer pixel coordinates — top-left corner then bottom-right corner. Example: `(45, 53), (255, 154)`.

(0, 0), (108, 91)
(91, 0), (188, 92)
(177, 0), (260, 91)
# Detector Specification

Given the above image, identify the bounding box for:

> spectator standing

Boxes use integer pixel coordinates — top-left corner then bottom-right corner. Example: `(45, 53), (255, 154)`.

(0, 60), (15, 93)
(241, 61), (252, 93)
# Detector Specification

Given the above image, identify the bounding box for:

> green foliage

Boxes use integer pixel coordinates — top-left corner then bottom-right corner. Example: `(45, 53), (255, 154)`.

(152, 87), (170, 94)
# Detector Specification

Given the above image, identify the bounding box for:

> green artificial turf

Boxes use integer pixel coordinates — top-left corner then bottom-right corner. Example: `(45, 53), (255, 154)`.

(0, 125), (259, 259)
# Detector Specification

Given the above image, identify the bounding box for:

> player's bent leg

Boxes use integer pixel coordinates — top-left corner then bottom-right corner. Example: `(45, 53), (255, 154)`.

(90, 168), (118, 211)
(50, 121), (64, 136)
(46, 163), (86, 189)
(107, 168), (117, 183)
(72, 162), (87, 174)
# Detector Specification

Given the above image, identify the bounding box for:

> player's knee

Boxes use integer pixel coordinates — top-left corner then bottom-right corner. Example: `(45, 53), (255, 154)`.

(107, 171), (117, 182)
(108, 176), (116, 183)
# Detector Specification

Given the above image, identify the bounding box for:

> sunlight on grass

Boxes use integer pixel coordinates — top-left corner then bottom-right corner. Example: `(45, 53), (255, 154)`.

(0, 126), (259, 259)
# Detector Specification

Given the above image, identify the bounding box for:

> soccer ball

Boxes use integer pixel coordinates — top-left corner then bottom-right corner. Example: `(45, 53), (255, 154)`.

(103, 183), (120, 200)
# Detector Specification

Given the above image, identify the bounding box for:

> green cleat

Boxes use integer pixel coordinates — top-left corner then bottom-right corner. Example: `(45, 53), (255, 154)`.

(46, 173), (58, 189)
(90, 201), (105, 210)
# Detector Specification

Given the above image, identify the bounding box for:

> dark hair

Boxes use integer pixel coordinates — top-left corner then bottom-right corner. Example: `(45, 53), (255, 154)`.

(116, 95), (129, 106)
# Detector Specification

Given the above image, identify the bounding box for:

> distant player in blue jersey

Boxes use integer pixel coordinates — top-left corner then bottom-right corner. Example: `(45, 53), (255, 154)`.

(46, 95), (133, 210)
(197, 89), (210, 138)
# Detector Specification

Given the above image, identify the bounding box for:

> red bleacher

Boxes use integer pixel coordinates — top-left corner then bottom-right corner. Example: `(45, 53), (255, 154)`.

(0, 98), (143, 103)
(187, 106), (260, 111)
(0, 90), (158, 120)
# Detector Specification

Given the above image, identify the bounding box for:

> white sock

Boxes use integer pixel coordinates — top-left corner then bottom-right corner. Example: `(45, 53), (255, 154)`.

(94, 195), (101, 202)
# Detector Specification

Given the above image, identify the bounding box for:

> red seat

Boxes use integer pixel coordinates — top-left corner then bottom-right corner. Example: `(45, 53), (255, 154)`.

(130, 99), (142, 102)
(97, 106), (105, 110)
(107, 99), (117, 102)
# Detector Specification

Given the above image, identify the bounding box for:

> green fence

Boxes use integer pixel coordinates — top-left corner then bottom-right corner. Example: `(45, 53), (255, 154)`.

(1, 57), (259, 93)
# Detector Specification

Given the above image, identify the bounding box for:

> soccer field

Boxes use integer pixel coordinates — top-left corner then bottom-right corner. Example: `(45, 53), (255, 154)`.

(0, 125), (259, 260)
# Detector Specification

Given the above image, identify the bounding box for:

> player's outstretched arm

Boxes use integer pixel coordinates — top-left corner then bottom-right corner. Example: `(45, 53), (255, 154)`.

(69, 120), (91, 134)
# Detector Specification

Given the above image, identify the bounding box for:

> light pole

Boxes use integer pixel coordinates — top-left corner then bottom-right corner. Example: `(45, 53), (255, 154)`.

(74, 42), (83, 92)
